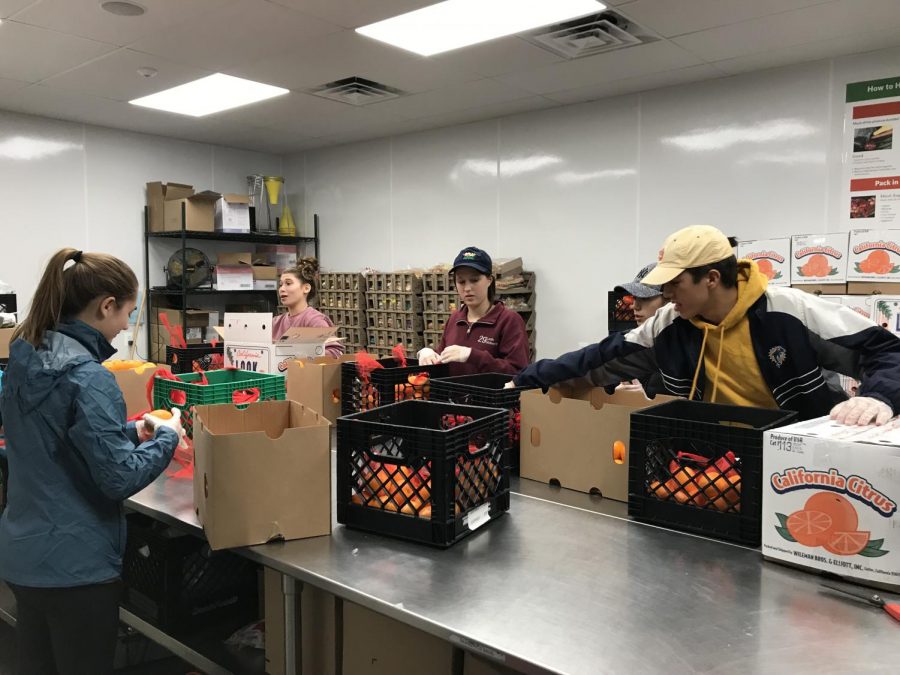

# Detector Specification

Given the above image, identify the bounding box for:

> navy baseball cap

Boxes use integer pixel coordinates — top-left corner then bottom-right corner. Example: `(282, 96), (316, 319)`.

(451, 246), (493, 275)
(614, 262), (663, 298)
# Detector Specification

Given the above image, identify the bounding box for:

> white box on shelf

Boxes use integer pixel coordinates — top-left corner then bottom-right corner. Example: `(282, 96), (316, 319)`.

(223, 313), (337, 373)
(215, 265), (253, 291)
(214, 194), (251, 233)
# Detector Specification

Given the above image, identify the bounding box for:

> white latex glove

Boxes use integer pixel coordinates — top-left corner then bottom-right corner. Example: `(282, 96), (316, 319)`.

(503, 380), (517, 390)
(417, 347), (441, 366)
(143, 408), (188, 448)
(616, 381), (645, 393)
(830, 396), (893, 426)
(439, 345), (471, 364)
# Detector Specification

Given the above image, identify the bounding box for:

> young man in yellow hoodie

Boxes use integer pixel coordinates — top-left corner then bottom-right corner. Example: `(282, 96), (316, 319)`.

(513, 225), (900, 425)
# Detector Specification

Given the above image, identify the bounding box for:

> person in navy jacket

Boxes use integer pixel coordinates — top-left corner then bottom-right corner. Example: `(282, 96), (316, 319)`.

(0, 248), (182, 675)
(418, 246), (529, 376)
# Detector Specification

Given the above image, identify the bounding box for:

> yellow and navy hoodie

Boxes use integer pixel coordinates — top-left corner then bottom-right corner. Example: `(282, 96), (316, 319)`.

(514, 260), (900, 420)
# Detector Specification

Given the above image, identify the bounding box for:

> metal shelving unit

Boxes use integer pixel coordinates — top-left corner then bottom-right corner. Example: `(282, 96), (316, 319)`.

(143, 206), (321, 360)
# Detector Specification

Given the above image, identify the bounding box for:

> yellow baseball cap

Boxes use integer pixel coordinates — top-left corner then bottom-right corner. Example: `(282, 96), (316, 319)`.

(640, 225), (734, 286)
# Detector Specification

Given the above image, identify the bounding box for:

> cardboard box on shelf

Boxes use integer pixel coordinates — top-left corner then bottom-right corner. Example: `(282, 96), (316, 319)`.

(163, 190), (218, 232)
(146, 181), (193, 233)
(493, 257), (523, 277)
(215, 265), (253, 291)
(193, 400), (331, 550)
(214, 194), (250, 233)
(154, 308), (210, 329)
(217, 252), (253, 267)
(252, 264), (278, 280)
(0, 327), (14, 359)
(222, 312), (337, 373)
(848, 228), (900, 283)
(256, 244), (298, 273)
(253, 280), (277, 291)
(865, 295), (900, 336)
(263, 568), (336, 675)
(790, 233), (849, 285)
(737, 238), (790, 286)
(762, 417), (900, 591)
(284, 355), (355, 423)
(520, 386), (675, 502)
(791, 283), (848, 295)
(342, 602), (455, 675)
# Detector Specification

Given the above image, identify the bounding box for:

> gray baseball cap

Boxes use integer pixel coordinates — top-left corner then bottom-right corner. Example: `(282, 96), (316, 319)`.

(614, 262), (663, 298)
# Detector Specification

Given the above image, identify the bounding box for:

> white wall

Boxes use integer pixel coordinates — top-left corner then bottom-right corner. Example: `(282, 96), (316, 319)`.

(0, 110), (282, 356)
(288, 45), (900, 360)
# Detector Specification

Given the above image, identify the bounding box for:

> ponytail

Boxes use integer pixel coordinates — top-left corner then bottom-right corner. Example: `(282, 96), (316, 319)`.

(13, 248), (138, 347)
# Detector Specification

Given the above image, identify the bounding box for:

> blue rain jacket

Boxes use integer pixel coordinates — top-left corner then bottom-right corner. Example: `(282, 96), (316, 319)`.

(0, 320), (177, 587)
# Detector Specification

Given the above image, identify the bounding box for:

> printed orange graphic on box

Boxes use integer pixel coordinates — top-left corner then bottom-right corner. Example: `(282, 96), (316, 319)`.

(737, 238), (790, 286)
(791, 233), (849, 284)
(848, 229), (900, 281)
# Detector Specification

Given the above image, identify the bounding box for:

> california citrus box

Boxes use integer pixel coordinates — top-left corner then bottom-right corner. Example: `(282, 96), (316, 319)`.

(737, 238), (790, 286)
(790, 233), (849, 284)
(848, 229), (900, 282)
(864, 295), (900, 337)
(762, 417), (900, 590)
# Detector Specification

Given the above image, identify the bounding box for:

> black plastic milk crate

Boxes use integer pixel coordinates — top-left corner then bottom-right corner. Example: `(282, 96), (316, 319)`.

(166, 344), (224, 374)
(340, 357), (449, 416)
(337, 400), (510, 547)
(627, 400), (797, 546)
(607, 290), (637, 334)
(429, 373), (535, 475)
(121, 513), (258, 634)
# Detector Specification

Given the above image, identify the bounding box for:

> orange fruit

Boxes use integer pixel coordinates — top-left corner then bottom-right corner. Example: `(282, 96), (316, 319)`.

(804, 492), (858, 533)
(823, 530), (870, 556)
(756, 259), (776, 280)
(786, 509), (833, 546)
(149, 409), (173, 419)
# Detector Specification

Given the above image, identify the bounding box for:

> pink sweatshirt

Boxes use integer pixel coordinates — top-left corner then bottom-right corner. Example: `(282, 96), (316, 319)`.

(272, 307), (344, 359)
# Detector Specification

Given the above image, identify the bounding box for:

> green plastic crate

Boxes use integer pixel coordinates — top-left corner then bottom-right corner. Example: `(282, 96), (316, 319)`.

(152, 369), (286, 437)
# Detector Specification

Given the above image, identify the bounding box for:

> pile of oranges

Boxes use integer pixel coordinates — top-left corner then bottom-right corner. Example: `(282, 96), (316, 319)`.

(797, 254), (834, 278)
(855, 249), (896, 275)
(394, 373), (430, 401)
(648, 451), (741, 513)
(783, 492), (870, 556)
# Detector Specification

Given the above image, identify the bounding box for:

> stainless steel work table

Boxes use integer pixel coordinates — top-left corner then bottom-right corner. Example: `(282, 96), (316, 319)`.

(126, 471), (899, 675)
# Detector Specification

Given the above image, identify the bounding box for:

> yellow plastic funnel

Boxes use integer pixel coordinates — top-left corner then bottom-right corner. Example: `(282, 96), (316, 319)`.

(264, 176), (283, 205)
(280, 203), (296, 236)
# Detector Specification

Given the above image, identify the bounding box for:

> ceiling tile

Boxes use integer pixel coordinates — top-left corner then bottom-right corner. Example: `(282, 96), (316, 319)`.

(41, 49), (211, 102)
(372, 78), (538, 120)
(619, 0), (834, 38)
(0, 0), (36, 17)
(230, 29), (480, 94)
(12, 0), (233, 46)
(673, 0), (900, 63)
(431, 36), (567, 78)
(129, 0), (343, 71)
(0, 20), (117, 82)
(545, 63), (725, 104)
(267, 0), (433, 29)
(713, 26), (900, 75)
(497, 40), (704, 95)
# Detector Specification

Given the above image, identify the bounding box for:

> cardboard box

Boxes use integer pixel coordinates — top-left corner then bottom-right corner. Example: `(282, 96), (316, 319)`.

(343, 602), (455, 675)
(791, 233), (849, 284)
(214, 194), (250, 233)
(520, 386), (675, 502)
(284, 356), (355, 423)
(108, 363), (170, 417)
(841, 295), (871, 319)
(493, 257), (523, 277)
(263, 568), (336, 675)
(217, 252), (253, 267)
(223, 313), (337, 373)
(256, 244), (297, 273)
(737, 238), (790, 286)
(0, 327), (14, 359)
(154, 308), (210, 329)
(216, 265), (253, 291)
(252, 264), (278, 280)
(146, 181), (193, 233)
(791, 283), (848, 295)
(192, 400), (331, 550)
(762, 417), (900, 591)
(253, 280), (277, 291)
(163, 190), (218, 232)
(848, 229), (900, 282)
(865, 295), (900, 335)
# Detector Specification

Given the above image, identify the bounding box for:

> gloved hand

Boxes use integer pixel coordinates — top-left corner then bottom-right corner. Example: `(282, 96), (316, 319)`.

(439, 345), (471, 364)
(417, 347), (441, 366)
(143, 408), (187, 448)
(503, 380), (517, 390)
(830, 397), (893, 426)
(135, 420), (154, 443)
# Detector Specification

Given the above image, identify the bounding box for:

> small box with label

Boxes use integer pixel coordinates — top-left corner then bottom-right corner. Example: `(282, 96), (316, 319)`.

(847, 229), (900, 290)
(791, 233), (849, 285)
(222, 313), (336, 373)
(762, 417), (900, 591)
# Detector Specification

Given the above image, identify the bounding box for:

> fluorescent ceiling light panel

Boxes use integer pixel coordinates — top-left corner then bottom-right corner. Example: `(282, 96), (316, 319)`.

(130, 74), (289, 117)
(357, 0), (606, 56)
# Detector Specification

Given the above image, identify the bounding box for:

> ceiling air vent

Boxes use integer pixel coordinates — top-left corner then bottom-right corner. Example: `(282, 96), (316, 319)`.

(307, 77), (406, 106)
(524, 11), (657, 59)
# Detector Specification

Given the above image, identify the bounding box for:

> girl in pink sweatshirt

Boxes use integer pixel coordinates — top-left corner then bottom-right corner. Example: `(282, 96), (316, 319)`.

(272, 257), (344, 359)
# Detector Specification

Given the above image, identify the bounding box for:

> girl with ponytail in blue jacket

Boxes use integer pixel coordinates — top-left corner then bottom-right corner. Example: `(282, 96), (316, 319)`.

(0, 248), (182, 675)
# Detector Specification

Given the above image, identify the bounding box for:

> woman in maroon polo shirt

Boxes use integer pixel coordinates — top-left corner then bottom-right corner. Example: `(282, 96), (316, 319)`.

(417, 246), (529, 376)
